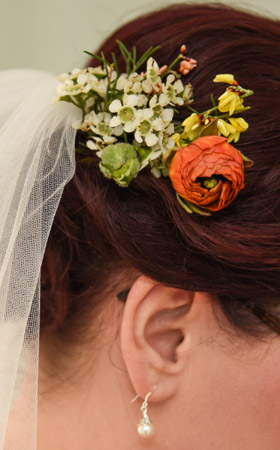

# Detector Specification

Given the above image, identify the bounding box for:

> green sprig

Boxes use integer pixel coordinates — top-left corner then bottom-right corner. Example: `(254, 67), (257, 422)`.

(176, 194), (212, 216)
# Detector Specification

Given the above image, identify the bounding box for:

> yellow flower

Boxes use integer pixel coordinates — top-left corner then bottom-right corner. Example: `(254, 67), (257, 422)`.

(182, 113), (202, 141)
(172, 133), (181, 146)
(213, 74), (237, 85)
(217, 119), (236, 137)
(218, 90), (244, 116)
(229, 117), (249, 131)
(227, 117), (249, 143)
(217, 118), (249, 143)
(182, 113), (199, 128)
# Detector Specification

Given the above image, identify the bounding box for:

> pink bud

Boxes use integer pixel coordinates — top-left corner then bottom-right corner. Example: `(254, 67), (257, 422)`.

(179, 59), (197, 75)
(180, 44), (187, 54)
(187, 57), (197, 65)
(158, 65), (168, 74)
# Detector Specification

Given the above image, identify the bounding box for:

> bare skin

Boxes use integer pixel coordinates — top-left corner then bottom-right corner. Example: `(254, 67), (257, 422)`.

(38, 276), (280, 450)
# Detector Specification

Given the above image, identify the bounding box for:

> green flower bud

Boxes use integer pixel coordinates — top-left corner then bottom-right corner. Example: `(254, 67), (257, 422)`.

(99, 143), (140, 187)
(203, 177), (218, 189)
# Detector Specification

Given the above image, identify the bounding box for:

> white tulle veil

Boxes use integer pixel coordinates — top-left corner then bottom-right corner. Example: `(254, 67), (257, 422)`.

(0, 69), (81, 449)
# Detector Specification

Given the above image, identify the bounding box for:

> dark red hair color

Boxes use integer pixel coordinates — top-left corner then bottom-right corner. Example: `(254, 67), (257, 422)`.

(41, 4), (280, 338)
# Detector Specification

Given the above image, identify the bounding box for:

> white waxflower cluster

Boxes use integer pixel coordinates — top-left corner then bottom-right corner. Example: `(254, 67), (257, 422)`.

(55, 56), (193, 171)
(56, 66), (109, 112)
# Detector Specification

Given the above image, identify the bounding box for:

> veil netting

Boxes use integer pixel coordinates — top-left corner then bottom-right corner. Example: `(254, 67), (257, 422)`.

(0, 69), (81, 450)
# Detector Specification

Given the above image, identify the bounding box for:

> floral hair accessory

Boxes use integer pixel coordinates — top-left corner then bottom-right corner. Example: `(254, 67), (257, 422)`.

(55, 43), (253, 215)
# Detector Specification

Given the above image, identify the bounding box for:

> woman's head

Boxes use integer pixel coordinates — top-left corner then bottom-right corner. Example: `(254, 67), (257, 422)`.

(38, 4), (280, 449)
(41, 2), (280, 340)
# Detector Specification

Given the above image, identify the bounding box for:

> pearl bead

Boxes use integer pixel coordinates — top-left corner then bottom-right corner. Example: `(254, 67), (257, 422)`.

(137, 418), (154, 438)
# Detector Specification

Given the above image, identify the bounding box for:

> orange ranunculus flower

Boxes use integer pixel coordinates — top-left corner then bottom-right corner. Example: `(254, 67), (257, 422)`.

(169, 135), (245, 212)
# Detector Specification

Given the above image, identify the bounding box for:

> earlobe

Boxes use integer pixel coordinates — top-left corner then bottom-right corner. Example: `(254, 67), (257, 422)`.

(120, 275), (198, 402)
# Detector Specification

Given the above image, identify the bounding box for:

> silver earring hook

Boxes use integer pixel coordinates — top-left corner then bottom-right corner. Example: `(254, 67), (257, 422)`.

(130, 384), (157, 404)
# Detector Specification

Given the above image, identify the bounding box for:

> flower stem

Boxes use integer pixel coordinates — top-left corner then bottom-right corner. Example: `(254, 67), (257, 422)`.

(187, 105), (199, 114)
(160, 55), (182, 78)
(240, 89), (254, 99)
(216, 106), (251, 119)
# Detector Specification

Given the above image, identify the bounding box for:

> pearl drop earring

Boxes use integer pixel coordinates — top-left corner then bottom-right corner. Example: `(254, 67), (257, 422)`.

(131, 385), (157, 438)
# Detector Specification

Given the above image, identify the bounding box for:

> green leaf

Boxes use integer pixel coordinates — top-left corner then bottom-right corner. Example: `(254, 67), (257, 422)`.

(101, 51), (109, 77)
(134, 45), (161, 72)
(75, 146), (91, 154)
(116, 40), (132, 61)
(241, 153), (254, 168)
(79, 157), (96, 165)
(176, 194), (212, 216)
(87, 88), (104, 100)
(90, 73), (106, 80)
(229, 106), (251, 116)
(117, 40), (134, 74)
(210, 94), (218, 116)
(199, 119), (219, 137)
(101, 51), (110, 105)
(187, 105), (199, 114)
(84, 50), (110, 66)
(58, 95), (73, 103)
(186, 201), (212, 216)
(240, 88), (254, 99)
(136, 146), (152, 162)
(159, 54), (181, 78)
(132, 46), (137, 64)
(111, 52), (119, 77)
(176, 193), (193, 214)
(163, 147), (177, 167)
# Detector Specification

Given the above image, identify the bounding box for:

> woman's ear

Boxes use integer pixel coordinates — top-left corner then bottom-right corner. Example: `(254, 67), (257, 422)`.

(120, 275), (214, 402)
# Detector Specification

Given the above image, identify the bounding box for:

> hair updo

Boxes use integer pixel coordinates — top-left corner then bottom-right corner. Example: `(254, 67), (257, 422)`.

(41, 3), (280, 341)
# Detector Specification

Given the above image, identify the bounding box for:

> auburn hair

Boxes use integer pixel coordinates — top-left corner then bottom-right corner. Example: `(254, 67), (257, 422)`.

(41, 3), (280, 339)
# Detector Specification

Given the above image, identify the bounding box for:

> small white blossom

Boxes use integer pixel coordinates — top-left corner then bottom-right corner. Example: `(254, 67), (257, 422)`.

(77, 73), (89, 86)
(134, 118), (159, 146)
(152, 117), (164, 131)
(183, 83), (194, 103)
(112, 125), (123, 136)
(109, 95), (139, 131)
(82, 111), (120, 151)
(162, 108), (174, 122)
(137, 94), (148, 107)
(58, 72), (69, 82)
(132, 81), (142, 93)
(56, 67), (108, 101)
(72, 120), (82, 130)
(166, 123), (175, 134)
(162, 74), (184, 105)
(158, 93), (170, 107)
(87, 66), (107, 77)
(72, 68), (83, 77)
(116, 73), (128, 90)
(108, 100), (122, 113)
(103, 135), (117, 144)
(146, 58), (161, 85)
(149, 95), (158, 109)
(142, 79), (153, 94)
(87, 140), (98, 150)
(151, 167), (161, 178)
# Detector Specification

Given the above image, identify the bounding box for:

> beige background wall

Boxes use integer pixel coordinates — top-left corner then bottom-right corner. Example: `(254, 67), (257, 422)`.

(1, 0), (280, 74)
